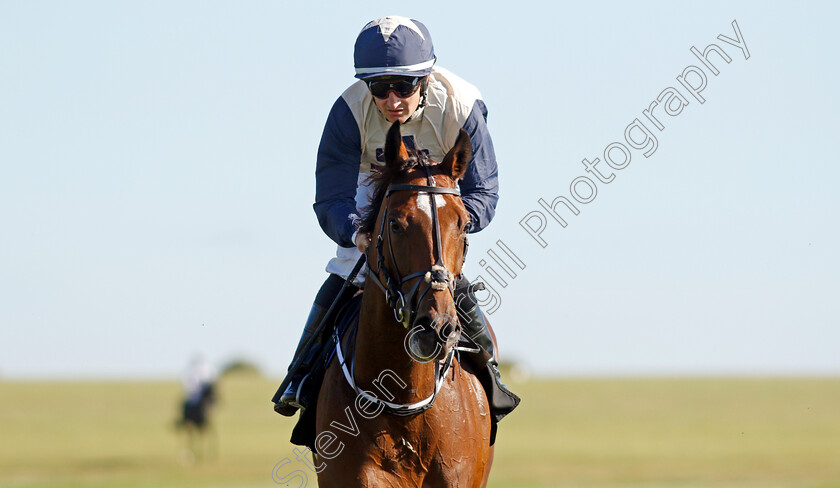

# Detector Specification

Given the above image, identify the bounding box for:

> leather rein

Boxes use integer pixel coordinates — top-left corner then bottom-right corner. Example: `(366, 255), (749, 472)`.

(336, 164), (464, 416)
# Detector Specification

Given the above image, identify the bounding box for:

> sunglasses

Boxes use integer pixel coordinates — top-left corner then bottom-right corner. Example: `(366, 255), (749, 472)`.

(366, 77), (423, 99)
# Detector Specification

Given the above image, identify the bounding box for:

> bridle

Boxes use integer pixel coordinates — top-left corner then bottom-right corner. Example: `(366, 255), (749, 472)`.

(365, 165), (461, 330)
(334, 162), (467, 416)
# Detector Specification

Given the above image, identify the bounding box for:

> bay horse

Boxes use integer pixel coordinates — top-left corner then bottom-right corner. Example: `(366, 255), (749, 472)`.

(314, 122), (493, 487)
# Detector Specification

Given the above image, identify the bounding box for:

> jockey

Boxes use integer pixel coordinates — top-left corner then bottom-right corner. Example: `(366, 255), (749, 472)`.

(180, 356), (217, 426)
(182, 355), (217, 405)
(273, 16), (519, 423)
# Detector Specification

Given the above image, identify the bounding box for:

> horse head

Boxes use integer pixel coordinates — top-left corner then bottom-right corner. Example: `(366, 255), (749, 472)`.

(362, 121), (472, 362)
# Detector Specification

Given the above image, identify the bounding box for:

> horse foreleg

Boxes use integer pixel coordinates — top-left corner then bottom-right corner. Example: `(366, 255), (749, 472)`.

(479, 312), (497, 488)
(480, 445), (494, 488)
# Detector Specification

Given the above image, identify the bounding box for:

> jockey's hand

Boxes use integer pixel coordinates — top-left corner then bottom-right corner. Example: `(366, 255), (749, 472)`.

(355, 231), (371, 253)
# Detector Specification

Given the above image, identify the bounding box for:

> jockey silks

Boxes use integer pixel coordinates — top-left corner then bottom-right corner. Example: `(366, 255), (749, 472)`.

(314, 67), (499, 283)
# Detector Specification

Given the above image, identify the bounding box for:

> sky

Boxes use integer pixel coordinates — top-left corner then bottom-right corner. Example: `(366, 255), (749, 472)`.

(1, 1), (838, 379)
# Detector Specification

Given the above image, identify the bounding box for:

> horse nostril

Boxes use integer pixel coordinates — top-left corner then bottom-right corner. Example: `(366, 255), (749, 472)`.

(439, 321), (457, 339)
(414, 316), (432, 330)
(406, 317), (442, 363)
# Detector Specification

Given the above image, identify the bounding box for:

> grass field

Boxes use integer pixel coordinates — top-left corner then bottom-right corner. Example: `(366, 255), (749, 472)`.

(1, 375), (839, 488)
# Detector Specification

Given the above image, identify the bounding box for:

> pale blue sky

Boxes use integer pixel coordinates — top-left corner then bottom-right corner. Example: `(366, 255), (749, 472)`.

(1, 1), (838, 378)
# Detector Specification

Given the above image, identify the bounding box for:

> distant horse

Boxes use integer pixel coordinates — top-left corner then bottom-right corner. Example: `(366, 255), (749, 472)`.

(176, 381), (217, 464)
(315, 122), (493, 487)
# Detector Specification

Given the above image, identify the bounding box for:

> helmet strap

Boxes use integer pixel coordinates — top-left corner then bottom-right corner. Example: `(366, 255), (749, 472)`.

(405, 76), (430, 122)
(418, 75), (430, 108)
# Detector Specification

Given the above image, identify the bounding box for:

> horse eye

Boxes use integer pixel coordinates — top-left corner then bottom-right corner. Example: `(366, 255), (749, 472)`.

(463, 222), (473, 234)
(389, 219), (403, 234)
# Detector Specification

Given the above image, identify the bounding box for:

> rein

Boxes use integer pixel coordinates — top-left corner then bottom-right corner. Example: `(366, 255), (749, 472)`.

(335, 330), (455, 416)
(336, 163), (462, 416)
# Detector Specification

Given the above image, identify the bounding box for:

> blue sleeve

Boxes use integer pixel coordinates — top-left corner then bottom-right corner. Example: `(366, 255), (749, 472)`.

(313, 97), (362, 248)
(459, 99), (499, 233)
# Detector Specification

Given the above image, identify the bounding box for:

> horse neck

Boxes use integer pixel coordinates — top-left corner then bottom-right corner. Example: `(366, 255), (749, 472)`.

(352, 287), (438, 404)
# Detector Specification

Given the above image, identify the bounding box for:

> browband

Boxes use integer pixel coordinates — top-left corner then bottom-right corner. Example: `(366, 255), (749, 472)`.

(386, 184), (460, 197)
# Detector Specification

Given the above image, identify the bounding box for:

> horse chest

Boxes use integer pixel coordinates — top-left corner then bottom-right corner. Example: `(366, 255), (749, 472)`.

(371, 427), (432, 468)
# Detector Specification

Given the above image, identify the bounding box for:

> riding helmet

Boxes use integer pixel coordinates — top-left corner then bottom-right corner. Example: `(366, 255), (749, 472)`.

(354, 16), (436, 80)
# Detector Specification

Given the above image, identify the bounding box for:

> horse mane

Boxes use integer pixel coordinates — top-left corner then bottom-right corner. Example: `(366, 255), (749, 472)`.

(359, 150), (436, 235)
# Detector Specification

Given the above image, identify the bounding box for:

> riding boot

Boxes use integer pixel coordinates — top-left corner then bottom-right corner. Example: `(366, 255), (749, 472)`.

(272, 304), (330, 416)
(455, 277), (521, 424)
(272, 273), (357, 417)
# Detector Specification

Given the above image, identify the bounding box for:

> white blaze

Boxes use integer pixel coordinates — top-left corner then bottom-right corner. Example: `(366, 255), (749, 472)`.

(416, 193), (445, 219)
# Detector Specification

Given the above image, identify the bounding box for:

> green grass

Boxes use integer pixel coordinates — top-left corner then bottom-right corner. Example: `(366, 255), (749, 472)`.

(1, 376), (839, 487)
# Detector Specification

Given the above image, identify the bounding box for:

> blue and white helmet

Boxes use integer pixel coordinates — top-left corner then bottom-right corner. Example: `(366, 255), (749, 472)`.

(354, 16), (435, 80)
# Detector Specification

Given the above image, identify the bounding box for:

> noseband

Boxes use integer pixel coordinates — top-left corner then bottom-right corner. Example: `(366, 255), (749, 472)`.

(365, 170), (461, 329)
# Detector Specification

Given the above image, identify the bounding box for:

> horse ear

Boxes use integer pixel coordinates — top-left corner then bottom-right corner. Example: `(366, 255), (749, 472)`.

(441, 129), (472, 180)
(384, 122), (410, 169)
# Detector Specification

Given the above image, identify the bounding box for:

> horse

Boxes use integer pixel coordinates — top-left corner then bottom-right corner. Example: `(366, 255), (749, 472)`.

(176, 381), (217, 465)
(314, 121), (493, 487)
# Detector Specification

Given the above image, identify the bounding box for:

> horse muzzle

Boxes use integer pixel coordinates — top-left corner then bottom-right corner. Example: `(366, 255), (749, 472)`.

(404, 310), (461, 363)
